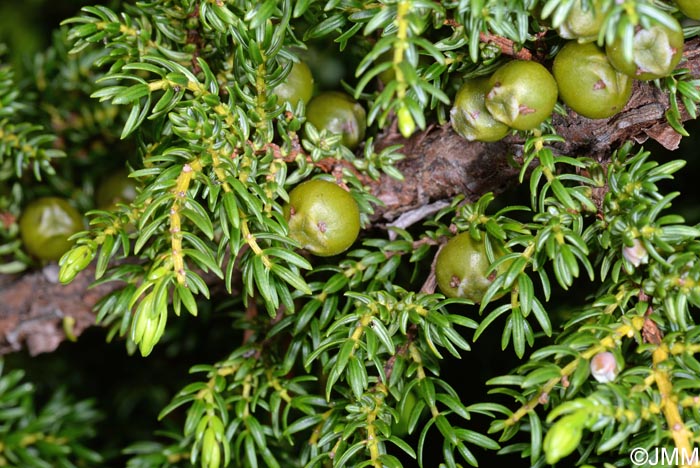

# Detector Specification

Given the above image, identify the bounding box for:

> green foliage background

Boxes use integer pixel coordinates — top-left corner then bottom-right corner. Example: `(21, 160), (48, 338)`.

(3, 0), (700, 467)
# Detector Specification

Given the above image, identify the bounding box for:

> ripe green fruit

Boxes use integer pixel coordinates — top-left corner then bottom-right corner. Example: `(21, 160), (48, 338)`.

(283, 179), (360, 257)
(273, 61), (315, 107)
(305, 91), (367, 149)
(19, 197), (84, 261)
(95, 169), (137, 209)
(553, 41), (632, 119)
(676, 0), (700, 20)
(485, 60), (558, 131)
(450, 77), (510, 142)
(556, 0), (606, 41)
(435, 233), (510, 303)
(606, 13), (684, 80)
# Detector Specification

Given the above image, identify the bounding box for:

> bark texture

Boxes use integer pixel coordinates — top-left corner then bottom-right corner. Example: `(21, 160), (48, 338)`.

(2, 38), (700, 355)
(0, 264), (119, 355)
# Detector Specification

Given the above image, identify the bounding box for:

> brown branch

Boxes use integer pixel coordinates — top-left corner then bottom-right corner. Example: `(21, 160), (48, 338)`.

(479, 32), (534, 60)
(369, 38), (700, 223)
(0, 264), (121, 355)
(2, 39), (700, 356)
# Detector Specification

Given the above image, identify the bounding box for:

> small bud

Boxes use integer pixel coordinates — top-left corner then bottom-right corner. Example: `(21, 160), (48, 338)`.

(397, 105), (416, 138)
(622, 238), (648, 267)
(137, 311), (159, 357)
(590, 351), (619, 383)
(543, 413), (585, 464)
(58, 244), (96, 284)
(202, 427), (221, 468)
(131, 309), (149, 345)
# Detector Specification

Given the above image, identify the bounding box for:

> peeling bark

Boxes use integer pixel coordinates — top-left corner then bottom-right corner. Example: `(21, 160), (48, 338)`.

(0, 264), (120, 355)
(2, 39), (700, 355)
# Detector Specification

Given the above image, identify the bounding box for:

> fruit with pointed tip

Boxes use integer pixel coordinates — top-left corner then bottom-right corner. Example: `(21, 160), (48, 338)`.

(450, 77), (510, 142)
(605, 12), (684, 80)
(485, 60), (558, 131)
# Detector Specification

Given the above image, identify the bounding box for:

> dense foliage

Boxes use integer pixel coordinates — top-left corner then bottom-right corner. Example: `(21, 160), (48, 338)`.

(3, 0), (700, 467)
